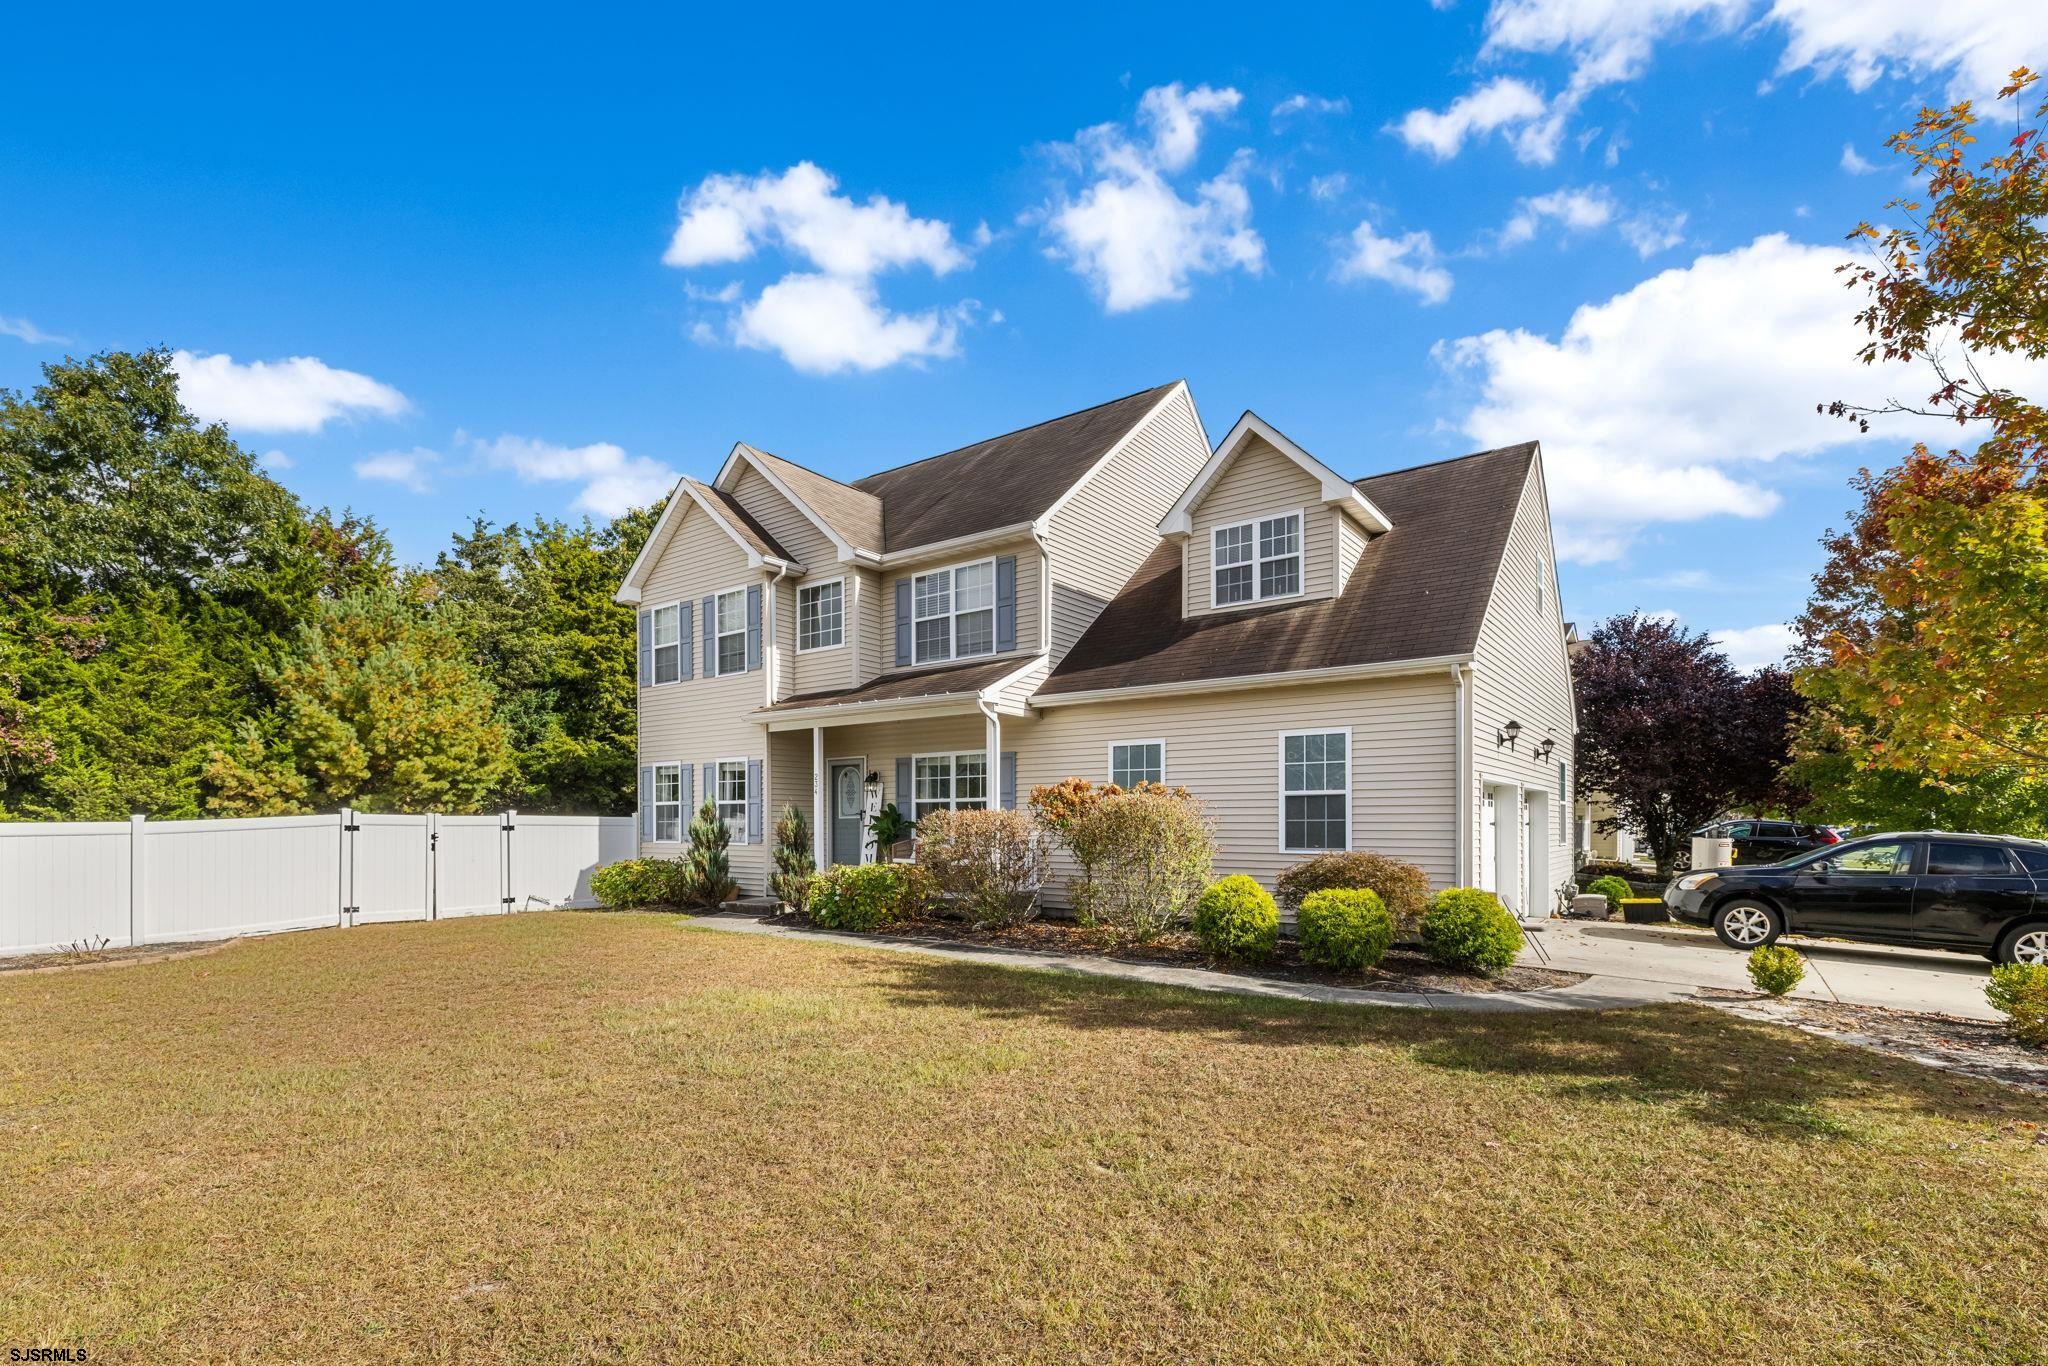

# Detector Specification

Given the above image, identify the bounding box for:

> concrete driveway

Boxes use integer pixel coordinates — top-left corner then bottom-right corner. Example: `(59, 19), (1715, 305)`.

(1524, 920), (2000, 1020)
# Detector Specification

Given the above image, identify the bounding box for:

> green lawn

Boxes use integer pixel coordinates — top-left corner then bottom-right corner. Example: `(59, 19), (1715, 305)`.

(3, 912), (2043, 1361)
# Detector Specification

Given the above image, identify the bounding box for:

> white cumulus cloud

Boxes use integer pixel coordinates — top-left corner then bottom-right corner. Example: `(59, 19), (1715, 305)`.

(258, 449), (294, 471)
(1043, 84), (1266, 313)
(1499, 186), (1615, 247)
(462, 432), (678, 517)
(353, 447), (437, 494)
(172, 351), (410, 434)
(663, 163), (976, 375)
(1272, 92), (1351, 121)
(1711, 622), (1797, 672)
(1336, 219), (1453, 304)
(1839, 143), (1878, 174)
(0, 314), (66, 345)
(1432, 233), (1923, 562)
(1393, 76), (1563, 164)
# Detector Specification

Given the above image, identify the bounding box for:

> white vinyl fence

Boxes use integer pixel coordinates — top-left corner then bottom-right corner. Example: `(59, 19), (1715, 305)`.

(0, 808), (635, 958)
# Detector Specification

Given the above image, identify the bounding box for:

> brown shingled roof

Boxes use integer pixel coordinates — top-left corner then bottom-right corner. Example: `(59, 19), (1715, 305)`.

(1037, 442), (1538, 696)
(759, 657), (1025, 713)
(743, 446), (885, 553)
(691, 480), (794, 563)
(850, 382), (1179, 552)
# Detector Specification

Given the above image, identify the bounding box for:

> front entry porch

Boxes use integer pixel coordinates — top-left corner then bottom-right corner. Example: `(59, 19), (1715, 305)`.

(765, 706), (1021, 873)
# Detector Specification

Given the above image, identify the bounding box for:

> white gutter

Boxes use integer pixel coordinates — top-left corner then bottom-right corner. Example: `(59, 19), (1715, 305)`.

(756, 689), (987, 732)
(1032, 653), (1475, 708)
(871, 520), (1038, 568)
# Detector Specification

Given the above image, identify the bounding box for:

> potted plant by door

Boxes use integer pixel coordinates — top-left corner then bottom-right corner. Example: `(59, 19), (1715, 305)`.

(868, 804), (916, 862)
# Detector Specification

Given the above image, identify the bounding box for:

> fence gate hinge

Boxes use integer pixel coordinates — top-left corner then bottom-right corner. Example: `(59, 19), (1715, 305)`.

(343, 823), (361, 832)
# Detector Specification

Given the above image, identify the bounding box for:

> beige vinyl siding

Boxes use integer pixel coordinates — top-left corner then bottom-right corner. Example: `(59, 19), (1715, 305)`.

(635, 504), (771, 893)
(854, 567), (885, 686)
(989, 657), (1050, 712)
(1008, 674), (1459, 906)
(1183, 435), (1334, 617)
(768, 728), (813, 843)
(879, 536), (1040, 673)
(726, 464), (836, 569)
(789, 574), (854, 696)
(1044, 384), (1211, 662)
(1467, 460), (1577, 911)
(1334, 511), (1366, 595)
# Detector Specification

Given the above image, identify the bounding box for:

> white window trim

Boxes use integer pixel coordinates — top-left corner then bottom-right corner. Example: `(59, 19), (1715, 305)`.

(650, 600), (685, 686)
(1276, 726), (1351, 854)
(1107, 738), (1166, 788)
(909, 748), (992, 819)
(910, 556), (998, 665)
(715, 756), (749, 839)
(710, 583), (748, 678)
(1212, 508), (1306, 608)
(651, 761), (683, 843)
(796, 576), (846, 653)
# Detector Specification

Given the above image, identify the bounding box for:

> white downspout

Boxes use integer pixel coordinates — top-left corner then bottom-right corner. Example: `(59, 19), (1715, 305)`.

(765, 563), (793, 704)
(1030, 525), (1053, 658)
(1452, 663), (1473, 887)
(811, 724), (827, 871)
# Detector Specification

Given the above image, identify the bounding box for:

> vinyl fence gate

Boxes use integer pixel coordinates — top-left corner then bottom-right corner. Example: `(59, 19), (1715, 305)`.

(0, 808), (635, 958)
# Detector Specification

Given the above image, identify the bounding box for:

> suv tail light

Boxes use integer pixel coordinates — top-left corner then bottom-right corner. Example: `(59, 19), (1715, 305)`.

(1814, 827), (1841, 844)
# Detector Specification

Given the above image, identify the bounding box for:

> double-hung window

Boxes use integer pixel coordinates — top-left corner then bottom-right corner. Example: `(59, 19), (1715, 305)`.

(1280, 729), (1349, 852)
(797, 580), (843, 651)
(911, 559), (996, 664)
(1213, 512), (1302, 606)
(912, 751), (988, 822)
(714, 588), (747, 676)
(716, 760), (747, 840)
(652, 762), (682, 843)
(650, 604), (682, 684)
(1109, 740), (1163, 788)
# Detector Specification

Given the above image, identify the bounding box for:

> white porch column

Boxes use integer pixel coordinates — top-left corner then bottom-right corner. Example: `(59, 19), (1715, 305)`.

(983, 708), (1002, 807)
(811, 725), (828, 868)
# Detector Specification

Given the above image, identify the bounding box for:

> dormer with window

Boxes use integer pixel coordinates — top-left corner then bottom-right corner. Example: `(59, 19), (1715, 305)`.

(1159, 413), (1392, 619)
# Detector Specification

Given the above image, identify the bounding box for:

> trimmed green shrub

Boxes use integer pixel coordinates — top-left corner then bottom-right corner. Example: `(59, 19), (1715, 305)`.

(809, 862), (930, 933)
(1986, 963), (2048, 1047)
(1276, 851), (1432, 930)
(1419, 888), (1523, 973)
(915, 808), (1049, 929)
(1297, 888), (1394, 971)
(1192, 875), (1279, 962)
(769, 805), (816, 915)
(1585, 875), (1633, 917)
(590, 857), (688, 909)
(1747, 944), (1805, 997)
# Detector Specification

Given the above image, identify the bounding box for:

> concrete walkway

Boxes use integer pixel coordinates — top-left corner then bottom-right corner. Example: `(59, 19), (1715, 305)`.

(687, 914), (1688, 1014)
(1529, 920), (2000, 1020)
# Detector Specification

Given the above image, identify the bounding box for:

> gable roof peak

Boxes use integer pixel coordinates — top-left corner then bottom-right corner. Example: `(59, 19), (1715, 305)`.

(1160, 409), (1393, 537)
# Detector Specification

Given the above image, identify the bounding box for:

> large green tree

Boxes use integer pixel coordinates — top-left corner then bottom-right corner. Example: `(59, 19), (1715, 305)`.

(207, 589), (515, 814)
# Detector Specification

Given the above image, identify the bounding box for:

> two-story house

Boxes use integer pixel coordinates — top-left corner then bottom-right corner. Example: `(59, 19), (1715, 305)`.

(614, 381), (1576, 914)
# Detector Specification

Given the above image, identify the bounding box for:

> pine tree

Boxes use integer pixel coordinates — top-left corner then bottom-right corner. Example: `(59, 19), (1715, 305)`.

(769, 804), (815, 914)
(682, 797), (738, 908)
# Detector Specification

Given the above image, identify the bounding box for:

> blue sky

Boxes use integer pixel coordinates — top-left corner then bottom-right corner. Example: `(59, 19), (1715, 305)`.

(5, 1), (2042, 669)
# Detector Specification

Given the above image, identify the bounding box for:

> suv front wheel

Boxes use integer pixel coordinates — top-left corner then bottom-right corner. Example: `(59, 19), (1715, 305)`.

(1714, 900), (1781, 951)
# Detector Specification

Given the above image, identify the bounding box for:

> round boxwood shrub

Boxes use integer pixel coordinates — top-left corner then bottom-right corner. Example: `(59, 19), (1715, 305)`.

(1419, 888), (1523, 973)
(1985, 963), (2048, 1047)
(1584, 875), (1633, 917)
(1297, 888), (1394, 972)
(1192, 875), (1279, 963)
(809, 863), (930, 933)
(1747, 943), (1805, 997)
(590, 857), (688, 909)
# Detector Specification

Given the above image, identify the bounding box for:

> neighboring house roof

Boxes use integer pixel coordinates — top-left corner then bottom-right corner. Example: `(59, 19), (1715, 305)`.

(757, 657), (1024, 713)
(736, 445), (885, 554)
(1038, 442), (1538, 697)
(850, 382), (1181, 552)
(694, 480), (794, 563)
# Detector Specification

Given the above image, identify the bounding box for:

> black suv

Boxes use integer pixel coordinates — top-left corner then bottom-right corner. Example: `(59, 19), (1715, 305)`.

(1665, 832), (2048, 963)
(1691, 818), (1839, 864)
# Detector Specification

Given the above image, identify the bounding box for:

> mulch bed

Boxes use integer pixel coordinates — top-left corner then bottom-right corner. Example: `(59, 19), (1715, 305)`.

(1699, 988), (2048, 1093)
(0, 939), (231, 975)
(759, 911), (1586, 995)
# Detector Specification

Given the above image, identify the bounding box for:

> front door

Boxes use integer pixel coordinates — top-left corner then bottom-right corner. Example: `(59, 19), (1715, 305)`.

(829, 761), (864, 866)
(1786, 838), (1920, 940)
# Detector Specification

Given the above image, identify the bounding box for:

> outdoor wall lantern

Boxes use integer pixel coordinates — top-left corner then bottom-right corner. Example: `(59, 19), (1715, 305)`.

(1495, 719), (1523, 750)
(1533, 735), (1556, 761)
(864, 770), (882, 795)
